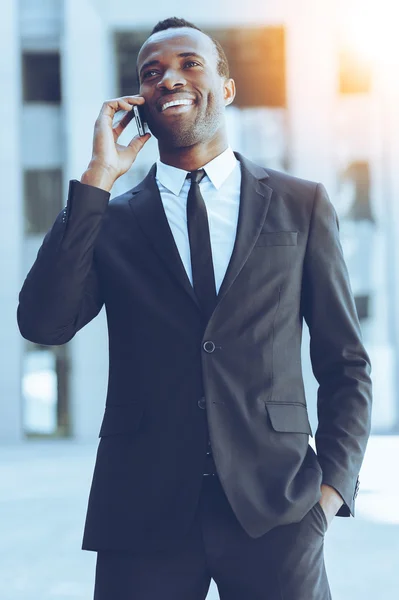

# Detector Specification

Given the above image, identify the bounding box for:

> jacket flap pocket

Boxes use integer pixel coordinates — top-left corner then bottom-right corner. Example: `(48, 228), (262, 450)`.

(255, 231), (298, 246)
(99, 402), (145, 437)
(266, 403), (313, 436)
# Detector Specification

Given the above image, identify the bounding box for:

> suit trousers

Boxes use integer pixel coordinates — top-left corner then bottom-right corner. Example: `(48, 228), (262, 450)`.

(93, 474), (332, 600)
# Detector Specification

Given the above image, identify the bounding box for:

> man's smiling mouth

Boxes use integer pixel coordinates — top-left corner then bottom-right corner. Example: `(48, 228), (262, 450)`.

(160, 99), (195, 111)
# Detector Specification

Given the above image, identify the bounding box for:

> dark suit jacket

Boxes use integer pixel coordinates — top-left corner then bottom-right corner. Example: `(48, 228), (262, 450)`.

(17, 152), (372, 552)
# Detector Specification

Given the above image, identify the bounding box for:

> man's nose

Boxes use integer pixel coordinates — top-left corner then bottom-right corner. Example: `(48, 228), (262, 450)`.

(157, 69), (186, 90)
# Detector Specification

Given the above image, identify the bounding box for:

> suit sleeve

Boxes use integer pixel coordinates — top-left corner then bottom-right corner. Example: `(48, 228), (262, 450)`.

(17, 180), (110, 346)
(302, 183), (373, 517)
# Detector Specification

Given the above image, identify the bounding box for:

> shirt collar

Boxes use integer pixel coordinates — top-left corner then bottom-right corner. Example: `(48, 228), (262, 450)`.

(156, 147), (238, 196)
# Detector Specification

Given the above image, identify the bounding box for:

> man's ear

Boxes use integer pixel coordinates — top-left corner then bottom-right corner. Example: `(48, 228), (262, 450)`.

(224, 78), (236, 106)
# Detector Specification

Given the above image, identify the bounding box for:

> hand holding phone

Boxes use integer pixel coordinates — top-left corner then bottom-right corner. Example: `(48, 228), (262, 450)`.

(81, 96), (151, 191)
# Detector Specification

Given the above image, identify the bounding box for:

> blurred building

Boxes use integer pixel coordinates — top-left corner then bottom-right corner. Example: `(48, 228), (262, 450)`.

(1, 0), (398, 441)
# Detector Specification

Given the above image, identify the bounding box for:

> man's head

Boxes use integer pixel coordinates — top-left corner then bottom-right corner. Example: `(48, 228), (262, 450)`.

(136, 18), (235, 153)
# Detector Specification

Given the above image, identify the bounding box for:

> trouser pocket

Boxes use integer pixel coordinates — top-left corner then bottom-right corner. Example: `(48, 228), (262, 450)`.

(312, 501), (328, 533)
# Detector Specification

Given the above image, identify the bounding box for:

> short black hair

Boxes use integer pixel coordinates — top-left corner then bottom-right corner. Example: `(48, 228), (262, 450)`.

(145, 17), (230, 79)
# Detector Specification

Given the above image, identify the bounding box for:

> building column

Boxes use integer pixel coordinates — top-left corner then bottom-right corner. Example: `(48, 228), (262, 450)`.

(62, 0), (112, 440)
(382, 71), (399, 430)
(0, 0), (24, 442)
(285, 0), (337, 192)
(286, 1), (338, 431)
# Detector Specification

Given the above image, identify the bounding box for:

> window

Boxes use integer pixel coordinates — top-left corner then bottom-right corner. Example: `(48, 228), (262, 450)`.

(339, 48), (372, 94)
(342, 161), (374, 222)
(208, 27), (286, 108)
(22, 52), (61, 102)
(338, 160), (374, 323)
(24, 169), (63, 234)
(22, 343), (70, 437)
(354, 295), (370, 320)
(116, 31), (149, 96)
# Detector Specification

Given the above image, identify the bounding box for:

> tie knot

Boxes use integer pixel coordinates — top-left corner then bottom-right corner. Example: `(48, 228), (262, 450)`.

(187, 169), (205, 184)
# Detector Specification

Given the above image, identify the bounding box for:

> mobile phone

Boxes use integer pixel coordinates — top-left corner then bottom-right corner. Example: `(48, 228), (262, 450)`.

(133, 105), (149, 136)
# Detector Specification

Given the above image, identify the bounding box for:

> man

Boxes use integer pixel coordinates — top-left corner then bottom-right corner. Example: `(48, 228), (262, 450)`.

(17, 17), (372, 600)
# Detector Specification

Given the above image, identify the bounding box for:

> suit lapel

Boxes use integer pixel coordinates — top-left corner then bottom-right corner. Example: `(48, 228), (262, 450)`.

(128, 165), (200, 310)
(127, 153), (274, 315)
(215, 153), (273, 306)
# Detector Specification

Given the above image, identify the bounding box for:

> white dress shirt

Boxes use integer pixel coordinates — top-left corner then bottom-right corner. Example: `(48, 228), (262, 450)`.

(155, 147), (241, 295)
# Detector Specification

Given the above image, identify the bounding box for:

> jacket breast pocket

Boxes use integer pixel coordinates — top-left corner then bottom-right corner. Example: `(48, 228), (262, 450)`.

(98, 402), (145, 437)
(265, 402), (313, 437)
(254, 231), (298, 247)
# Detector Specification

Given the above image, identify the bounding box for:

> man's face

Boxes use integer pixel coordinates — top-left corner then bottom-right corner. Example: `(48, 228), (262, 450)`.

(137, 28), (233, 148)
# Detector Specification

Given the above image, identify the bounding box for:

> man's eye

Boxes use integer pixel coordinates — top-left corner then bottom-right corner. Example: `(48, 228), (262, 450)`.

(142, 70), (158, 79)
(184, 61), (200, 68)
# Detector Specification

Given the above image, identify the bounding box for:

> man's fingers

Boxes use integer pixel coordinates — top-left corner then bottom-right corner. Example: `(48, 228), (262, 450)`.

(123, 95), (145, 105)
(99, 96), (145, 120)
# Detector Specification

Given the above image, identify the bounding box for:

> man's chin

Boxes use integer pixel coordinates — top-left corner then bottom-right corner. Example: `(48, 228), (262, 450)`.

(151, 124), (200, 148)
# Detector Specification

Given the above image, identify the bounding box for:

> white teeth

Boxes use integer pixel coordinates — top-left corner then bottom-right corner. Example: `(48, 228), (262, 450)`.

(161, 99), (193, 111)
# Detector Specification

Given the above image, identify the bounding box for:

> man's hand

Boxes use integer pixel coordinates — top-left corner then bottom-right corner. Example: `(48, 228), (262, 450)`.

(81, 96), (151, 192)
(318, 484), (344, 529)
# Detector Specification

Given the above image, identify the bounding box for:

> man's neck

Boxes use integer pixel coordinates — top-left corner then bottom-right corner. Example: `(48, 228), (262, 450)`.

(158, 138), (229, 172)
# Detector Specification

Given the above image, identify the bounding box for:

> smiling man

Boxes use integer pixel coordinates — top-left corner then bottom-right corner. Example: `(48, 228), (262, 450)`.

(17, 17), (372, 600)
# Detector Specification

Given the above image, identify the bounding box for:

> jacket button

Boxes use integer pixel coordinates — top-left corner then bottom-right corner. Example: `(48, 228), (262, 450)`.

(203, 341), (216, 353)
(198, 397), (206, 409)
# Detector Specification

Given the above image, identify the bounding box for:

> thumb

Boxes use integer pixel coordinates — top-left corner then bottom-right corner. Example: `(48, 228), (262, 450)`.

(128, 132), (151, 154)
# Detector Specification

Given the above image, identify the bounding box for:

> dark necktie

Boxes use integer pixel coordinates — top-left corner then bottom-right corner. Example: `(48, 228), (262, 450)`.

(186, 170), (217, 324)
(187, 170), (218, 476)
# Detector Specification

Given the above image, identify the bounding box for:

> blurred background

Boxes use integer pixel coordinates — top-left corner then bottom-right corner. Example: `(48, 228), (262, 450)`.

(1, 0), (398, 598)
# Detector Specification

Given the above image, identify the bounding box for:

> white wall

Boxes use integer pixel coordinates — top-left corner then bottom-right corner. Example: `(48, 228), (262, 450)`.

(94, 0), (288, 28)
(0, 0), (24, 441)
